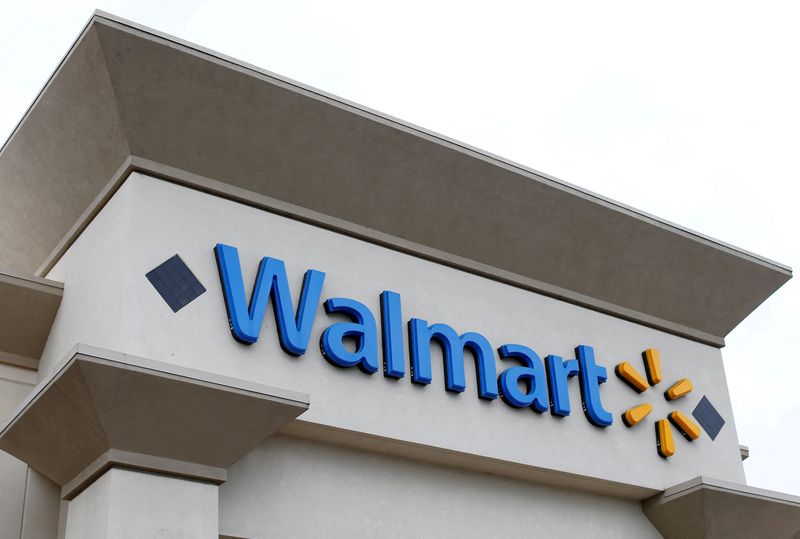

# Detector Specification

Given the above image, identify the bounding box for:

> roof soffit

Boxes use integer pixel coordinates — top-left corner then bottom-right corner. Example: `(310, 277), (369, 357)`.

(0, 13), (791, 345)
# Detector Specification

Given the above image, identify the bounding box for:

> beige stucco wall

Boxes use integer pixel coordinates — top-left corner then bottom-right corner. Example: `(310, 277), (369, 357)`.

(41, 172), (745, 495)
(0, 364), (47, 539)
(221, 434), (662, 538)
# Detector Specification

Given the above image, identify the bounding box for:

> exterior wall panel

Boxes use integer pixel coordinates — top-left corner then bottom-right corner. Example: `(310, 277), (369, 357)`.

(42, 173), (745, 494)
(221, 435), (662, 538)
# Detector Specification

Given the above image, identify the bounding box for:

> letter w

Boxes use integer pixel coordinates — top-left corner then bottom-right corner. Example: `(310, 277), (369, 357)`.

(214, 243), (325, 355)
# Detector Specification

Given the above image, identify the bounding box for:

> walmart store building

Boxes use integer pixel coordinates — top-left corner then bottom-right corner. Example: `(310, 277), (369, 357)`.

(1, 12), (799, 539)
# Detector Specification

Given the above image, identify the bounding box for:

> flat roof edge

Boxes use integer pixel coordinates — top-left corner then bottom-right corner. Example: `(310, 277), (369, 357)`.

(1, 11), (790, 341)
(36, 159), (728, 348)
(0, 270), (62, 367)
(658, 476), (800, 506)
(643, 476), (800, 538)
(82, 10), (791, 277)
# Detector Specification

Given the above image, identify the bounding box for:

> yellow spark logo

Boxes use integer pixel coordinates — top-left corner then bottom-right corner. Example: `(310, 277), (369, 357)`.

(615, 349), (701, 458)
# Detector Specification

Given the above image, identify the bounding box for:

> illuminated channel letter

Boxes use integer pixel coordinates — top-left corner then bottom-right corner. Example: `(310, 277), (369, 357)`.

(575, 345), (613, 427)
(380, 291), (405, 379)
(408, 319), (499, 400)
(664, 378), (693, 401)
(643, 348), (662, 385)
(617, 349), (699, 458)
(497, 344), (548, 412)
(622, 403), (653, 427)
(321, 298), (379, 373)
(668, 411), (701, 441)
(214, 243), (325, 354)
(545, 355), (578, 416)
(615, 362), (649, 393)
(656, 418), (676, 458)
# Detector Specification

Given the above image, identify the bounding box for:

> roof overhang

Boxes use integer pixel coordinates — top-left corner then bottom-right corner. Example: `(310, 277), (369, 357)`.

(0, 11), (791, 347)
(644, 476), (800, 538)
(0, 270), (63, 368)
(0, 344), (309, 499)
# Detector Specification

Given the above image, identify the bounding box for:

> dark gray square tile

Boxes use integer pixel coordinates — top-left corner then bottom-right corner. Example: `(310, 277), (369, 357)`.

(692, 395), (725, 441)
(146, 255), (206, 312)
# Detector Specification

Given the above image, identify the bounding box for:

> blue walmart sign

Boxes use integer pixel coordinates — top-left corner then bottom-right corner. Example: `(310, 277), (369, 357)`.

(215, 243), (614, 428)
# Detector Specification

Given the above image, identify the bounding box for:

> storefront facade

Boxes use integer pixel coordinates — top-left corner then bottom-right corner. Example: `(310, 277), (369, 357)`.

(1, 12), (798, 538)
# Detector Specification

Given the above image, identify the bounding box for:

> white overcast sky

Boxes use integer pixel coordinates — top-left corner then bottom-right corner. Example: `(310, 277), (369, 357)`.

(2, 1), (798, 495)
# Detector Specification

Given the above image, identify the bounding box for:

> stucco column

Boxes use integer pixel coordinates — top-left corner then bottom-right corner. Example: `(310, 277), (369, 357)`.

(0, 346), (309, 539)
(65, 467), (218, 539)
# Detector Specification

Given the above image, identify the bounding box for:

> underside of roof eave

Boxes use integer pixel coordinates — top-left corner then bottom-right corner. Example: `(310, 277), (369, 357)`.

(0, 12), (791, 348)
(0, 17), (131, 277)
(0, 271), (63, 367)
(644, 477), (800, 538)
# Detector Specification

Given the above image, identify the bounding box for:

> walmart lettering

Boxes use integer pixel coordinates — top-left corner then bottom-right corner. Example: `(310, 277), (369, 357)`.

(214, 243), (613, 427)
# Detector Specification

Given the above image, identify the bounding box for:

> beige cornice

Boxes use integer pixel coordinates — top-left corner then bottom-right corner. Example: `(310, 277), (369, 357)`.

(0, 345), (309, 499)
(0, 12), (791, 347)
